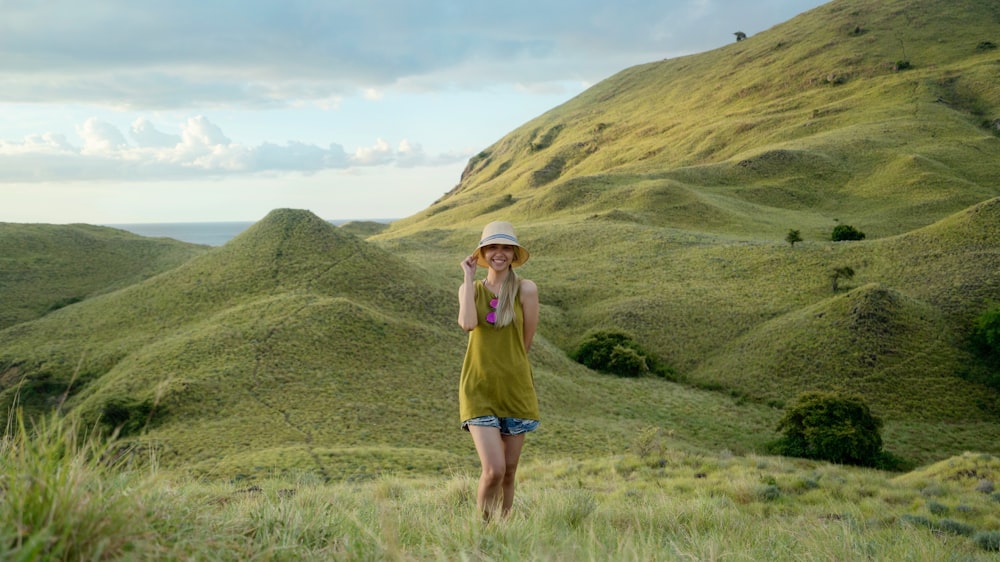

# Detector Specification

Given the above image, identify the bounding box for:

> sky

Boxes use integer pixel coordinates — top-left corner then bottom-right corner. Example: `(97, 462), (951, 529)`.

(0, 0), (829, 224)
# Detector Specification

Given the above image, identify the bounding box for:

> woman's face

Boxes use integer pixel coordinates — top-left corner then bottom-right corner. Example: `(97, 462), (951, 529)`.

(481, 244), (517, 271)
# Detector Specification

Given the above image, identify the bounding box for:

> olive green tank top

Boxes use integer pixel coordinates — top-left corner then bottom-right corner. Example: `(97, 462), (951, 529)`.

(459, 280), (540, 423)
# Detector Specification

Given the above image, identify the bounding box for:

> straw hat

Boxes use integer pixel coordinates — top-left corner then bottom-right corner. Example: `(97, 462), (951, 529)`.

(475, 221), (529, 267)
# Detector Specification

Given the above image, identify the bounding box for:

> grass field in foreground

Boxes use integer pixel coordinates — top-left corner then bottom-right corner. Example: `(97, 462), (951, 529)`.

(3, 413), (1000, 561)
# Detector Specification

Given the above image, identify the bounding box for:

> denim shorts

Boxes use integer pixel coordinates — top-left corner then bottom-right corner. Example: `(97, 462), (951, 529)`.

(462, 415), (540, 435)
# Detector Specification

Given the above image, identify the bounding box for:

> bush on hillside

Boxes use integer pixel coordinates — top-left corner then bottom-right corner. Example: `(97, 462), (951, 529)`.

(829, 265), (855, 292)
(831, 224), (865, 241)
(975, 531), (1000, 552)
(971, 304), (1000, 363)
(100, 398), (160, 437)
(570, 330), (676, 379)
(769, 391), (886, 468)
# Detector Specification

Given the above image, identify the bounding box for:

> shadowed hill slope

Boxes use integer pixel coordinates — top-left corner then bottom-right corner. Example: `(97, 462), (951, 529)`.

(0, 223), (208, 329)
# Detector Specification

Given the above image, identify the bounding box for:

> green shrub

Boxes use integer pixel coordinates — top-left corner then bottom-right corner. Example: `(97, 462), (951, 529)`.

(757, 484), (782, 502)
(570, 330), (675, 379)
(771, 391), (884, 467)
(975, 531), (1000, 552)
(970, 304), (1000, 361)
(900, 514), (933, 529)
(927, 500), (948, 515)
(100, 398), (159, 437)
(607, 345), (648, 377)
(831, 224), (866, 241)
(937, 518), (974, 536)
(829, 265), (855, 292)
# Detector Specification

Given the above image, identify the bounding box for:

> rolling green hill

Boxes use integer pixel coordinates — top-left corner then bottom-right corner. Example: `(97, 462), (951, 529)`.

(1, 0), (999, 478)
(0, 223), (208, 330)
(392, 0), (999, 238)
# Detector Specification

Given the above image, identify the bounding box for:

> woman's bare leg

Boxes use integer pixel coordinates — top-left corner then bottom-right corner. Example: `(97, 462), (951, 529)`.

(469, 427), (528, 519)
(499, 433), (526, 515)
(468, 425), (506, 520)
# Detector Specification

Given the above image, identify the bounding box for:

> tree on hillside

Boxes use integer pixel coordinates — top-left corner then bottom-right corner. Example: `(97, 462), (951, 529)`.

(971, 304), (1000, 365)
(785, 229), (803, 247)
(771, 391), (885, 467)
(830, 266), (855, 292)
(831, 224), (866, 241)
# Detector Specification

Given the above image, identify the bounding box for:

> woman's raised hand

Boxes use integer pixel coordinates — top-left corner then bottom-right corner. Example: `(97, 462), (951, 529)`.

(461, 254), (478, 278)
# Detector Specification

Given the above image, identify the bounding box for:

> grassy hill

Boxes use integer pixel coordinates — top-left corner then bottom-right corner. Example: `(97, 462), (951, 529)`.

(2, 0), (1000, 479)
(0, 223), (208, 329)
(393, 0), (999, 237)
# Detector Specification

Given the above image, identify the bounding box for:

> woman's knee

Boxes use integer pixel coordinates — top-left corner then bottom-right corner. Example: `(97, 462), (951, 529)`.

(502, 463), (519, 485)
(481, 463), (506, 485)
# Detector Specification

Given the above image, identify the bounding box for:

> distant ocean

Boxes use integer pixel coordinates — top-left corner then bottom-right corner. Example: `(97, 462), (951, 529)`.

(106, 219), (394, 247)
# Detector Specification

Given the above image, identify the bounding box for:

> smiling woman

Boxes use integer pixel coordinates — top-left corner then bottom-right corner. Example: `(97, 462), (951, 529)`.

(457, 221), (540, 521)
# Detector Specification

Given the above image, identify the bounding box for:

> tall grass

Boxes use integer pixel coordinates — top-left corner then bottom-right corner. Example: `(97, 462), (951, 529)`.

(3, 412), (998, 560)
(0, 409), (153, 560)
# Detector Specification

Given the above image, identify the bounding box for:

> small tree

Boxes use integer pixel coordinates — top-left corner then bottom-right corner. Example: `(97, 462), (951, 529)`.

(785, 229), (803, 247)
(830, 266), (855, 292)
(772, 391), (884, 467)
(971, 304), (1000, 362)
(831, 224), (865, 241)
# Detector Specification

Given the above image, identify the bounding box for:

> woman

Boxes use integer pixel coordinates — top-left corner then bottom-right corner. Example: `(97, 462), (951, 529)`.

(457, 221), (540, 521)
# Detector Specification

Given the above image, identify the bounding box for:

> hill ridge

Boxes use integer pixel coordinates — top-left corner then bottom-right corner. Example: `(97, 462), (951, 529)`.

(0, 223), (208, 329)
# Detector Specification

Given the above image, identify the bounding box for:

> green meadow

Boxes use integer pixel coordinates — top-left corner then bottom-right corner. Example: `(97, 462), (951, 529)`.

(3, 413), (1000, 560)
(3, 0), (1000, 558)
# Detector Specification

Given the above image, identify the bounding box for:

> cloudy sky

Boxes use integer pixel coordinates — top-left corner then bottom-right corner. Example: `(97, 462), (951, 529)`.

(1, 0), (828, 224)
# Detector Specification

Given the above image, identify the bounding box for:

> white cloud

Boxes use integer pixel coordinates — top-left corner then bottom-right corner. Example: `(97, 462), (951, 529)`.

(77, 118), (129, 156)
(130, 118), (181, 148)
(395, 139), (426, 168)
(0, 116), (466, 182)
(0, 133), (75, 156)
(180, 116), (231, 148)
(352, 138), (395, 167)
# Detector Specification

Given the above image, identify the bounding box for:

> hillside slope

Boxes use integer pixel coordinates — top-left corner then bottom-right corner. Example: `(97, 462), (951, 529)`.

(389, 0), (999, 239)
(0, 210), (462, 466)
(0, 223), (208, 329)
